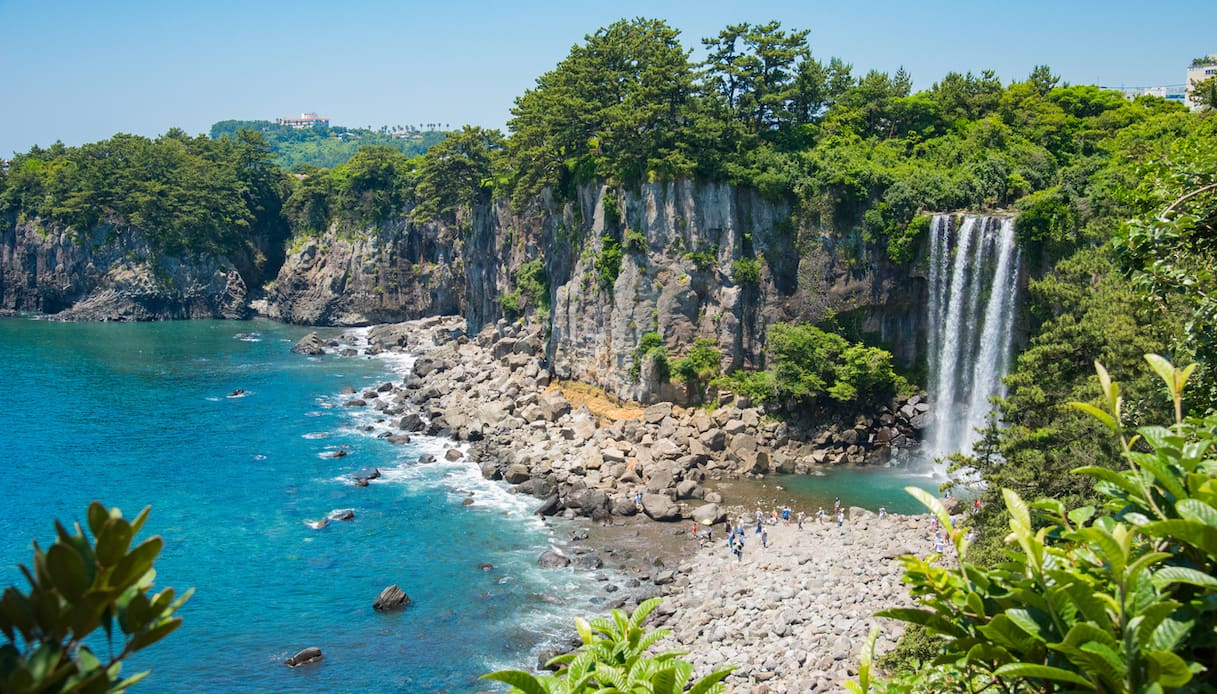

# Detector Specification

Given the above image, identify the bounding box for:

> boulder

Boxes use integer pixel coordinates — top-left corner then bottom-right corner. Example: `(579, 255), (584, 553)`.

(538, 550), (571, 568)
(290, 333), (327, 356)
(284, 647), (323, 668)
(538, 391), (572, 421)
(444, 448), (464, 461)
(398, 413), (425, 431)
(641, 493), (682, 522)
(504, 464), (531, 484)
(372, 584), (411, 612)
(327, 508), (355, 521)
(689, 502), (725, 525)
(644, 402), (673, 424)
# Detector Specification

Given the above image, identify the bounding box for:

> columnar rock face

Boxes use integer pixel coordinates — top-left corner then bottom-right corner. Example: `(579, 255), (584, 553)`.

(263, 218), (464, 326)
(0, 220), (250, 320)
(267, 181), (927, 402)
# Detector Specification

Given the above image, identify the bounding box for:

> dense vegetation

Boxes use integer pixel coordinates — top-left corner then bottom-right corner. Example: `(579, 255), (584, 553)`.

(209, 120), (446, 170)
(0, 129), (288, 264)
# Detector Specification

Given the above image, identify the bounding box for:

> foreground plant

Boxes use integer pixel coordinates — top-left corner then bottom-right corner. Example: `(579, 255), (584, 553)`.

(0, 502), (192, 693)
(482, 597), (732, 694)
(867, 355), (1215, 692)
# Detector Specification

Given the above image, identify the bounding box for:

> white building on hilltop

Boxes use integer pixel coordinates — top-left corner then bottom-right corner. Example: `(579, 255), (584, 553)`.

(275, 112), (331, 129)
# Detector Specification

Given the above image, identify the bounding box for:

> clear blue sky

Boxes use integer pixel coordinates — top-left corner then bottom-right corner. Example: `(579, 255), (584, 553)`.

(1, 0), (1213, 157)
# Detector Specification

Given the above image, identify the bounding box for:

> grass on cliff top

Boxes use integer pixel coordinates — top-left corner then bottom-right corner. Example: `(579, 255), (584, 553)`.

(550, 381), (644, 423)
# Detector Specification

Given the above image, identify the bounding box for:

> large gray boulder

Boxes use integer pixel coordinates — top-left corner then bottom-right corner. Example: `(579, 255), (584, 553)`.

(284, 647), (323, 668)
(641, 493), (682, 522)
(690, 502), (725, 524)
(372, 585), (411, 612)
(291, 333), (327, 355)
(538, 550), (571, 568)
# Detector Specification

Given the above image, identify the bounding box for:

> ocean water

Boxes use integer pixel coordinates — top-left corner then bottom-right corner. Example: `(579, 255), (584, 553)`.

(0, 317), (600, 693)
(0, 315), (941, 693)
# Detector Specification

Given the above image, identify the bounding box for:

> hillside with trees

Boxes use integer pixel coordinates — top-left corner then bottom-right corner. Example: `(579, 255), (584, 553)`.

(208, 120), (447, 170)
(1, 17), (1215, 687)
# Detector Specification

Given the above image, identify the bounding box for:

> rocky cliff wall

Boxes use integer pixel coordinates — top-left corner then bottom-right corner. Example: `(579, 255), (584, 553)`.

(265, 181), (929, 401)
(0, 219), (249, 320)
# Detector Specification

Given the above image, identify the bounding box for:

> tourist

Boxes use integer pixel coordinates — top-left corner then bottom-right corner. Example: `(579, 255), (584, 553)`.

(933, 532), (945, 554)
(878, 506), (887, 520)
(836, 510), (844, 527)
(797, 510), (805, 530)
(833, 496), (841, 514)
(691, 521), (698, 537)
(930, 516), (939, 534)
(761, 527), (768, 548)
(973, 498), (982, 516)
(781, 505), (791, 526)
(817, 507), (825, 524)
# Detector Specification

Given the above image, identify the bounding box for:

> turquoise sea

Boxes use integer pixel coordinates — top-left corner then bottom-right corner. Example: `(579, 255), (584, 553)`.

(0, 316), (940, 692)
(0, 317), (602, 693)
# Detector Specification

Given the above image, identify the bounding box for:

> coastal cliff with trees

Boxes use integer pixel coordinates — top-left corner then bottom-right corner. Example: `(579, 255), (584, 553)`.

(1, 15), (1216, 691)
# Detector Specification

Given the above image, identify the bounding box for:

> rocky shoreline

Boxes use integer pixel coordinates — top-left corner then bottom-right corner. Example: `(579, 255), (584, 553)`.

(305, 316), (952, 692)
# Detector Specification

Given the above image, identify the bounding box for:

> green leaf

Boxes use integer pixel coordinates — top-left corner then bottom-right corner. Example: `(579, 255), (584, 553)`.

(687, 666), (733, 694)
(993, 662), (1093, 687)
(1073, 466), (1144, 498)
(1176, 498), (1217, 526)
(128, 617), (181, 652)
(1152, 565), (1217, 589)
(480, 670), (551, 694)
(45, 544), (89, 601)
(87, 502), (109, 538)
(111, 537), (163, 589)
(95, 519), (135, 568)
(1067, 402), (1118, 433)
(1143, 519), (1217, 556)
(1146, 649), (1193, 688)
(1144, 354), (1178, 397)
(905, 486), (951, 536)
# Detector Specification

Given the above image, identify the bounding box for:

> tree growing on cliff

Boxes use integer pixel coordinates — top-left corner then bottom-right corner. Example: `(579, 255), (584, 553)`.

(0, 502), (191, 693)
(410, 126), (504, 224)
(505, 17), (698, 204)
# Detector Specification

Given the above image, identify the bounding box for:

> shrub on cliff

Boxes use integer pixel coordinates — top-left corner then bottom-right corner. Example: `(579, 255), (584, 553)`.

(482, 598), (732, 694)
(0, 502), (191, 693)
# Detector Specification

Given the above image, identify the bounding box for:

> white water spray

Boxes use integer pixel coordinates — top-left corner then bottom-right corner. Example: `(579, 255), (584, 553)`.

(924, 215), (1022, 464)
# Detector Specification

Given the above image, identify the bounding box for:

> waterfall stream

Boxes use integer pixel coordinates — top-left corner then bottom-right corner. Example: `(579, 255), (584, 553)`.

(924, 215), (1022, 463)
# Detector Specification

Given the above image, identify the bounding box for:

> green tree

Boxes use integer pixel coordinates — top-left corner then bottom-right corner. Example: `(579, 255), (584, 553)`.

(0, 502), (191, 693)
(506, 17), (697, 203)
(672, 338), (722, 403)
(1188, 75), (1217, 111)
(411, 126), (504, 223)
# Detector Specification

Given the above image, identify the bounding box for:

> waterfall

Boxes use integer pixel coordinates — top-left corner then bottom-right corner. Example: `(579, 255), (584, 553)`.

(924, 215), (1021, 463)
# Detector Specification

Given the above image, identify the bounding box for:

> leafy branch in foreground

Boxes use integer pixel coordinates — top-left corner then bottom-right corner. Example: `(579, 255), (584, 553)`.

(482, 597), (732, 694)
(863, 354), (1215, 693)
(0, 502), (192, 693)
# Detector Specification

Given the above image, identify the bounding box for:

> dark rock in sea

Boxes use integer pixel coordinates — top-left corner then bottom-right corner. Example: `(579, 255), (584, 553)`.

(537, 550), (570, 569)
(328, 449), (349, 458)
(284, 647), (323, 668)
(354, 478), (369, 487)
(342, 399), (366, 407)
(461, 497), (474, 506)
(291, 333), (327, 356)
(385, 434), (411, 445)
(328, 509), (355, 521)
(372, 584), (411, 612)
(478, 562), (494, 571)
(398, 413), (425, 431)
(353, 467), (380, 483)
(417, 453), (436, 464)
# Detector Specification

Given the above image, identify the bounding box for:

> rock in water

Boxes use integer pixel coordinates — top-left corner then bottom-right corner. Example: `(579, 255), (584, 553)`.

(284, 647), (323, 668)
(373, 584), (411, 612)
(291, 333), (327, 355)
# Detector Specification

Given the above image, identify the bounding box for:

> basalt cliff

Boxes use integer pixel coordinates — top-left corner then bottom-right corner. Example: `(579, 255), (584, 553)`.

(0, 181), (926, 400)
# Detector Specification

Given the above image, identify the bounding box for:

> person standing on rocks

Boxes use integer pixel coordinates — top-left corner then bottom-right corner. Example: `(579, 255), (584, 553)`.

(879, 506), (887, 520)
(817, 507), (825, 524)
(797, 510), (805, 530)
(836, 509), (845, 528)
(761, 527), (768, 549)
(781, 505), (791, 526)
